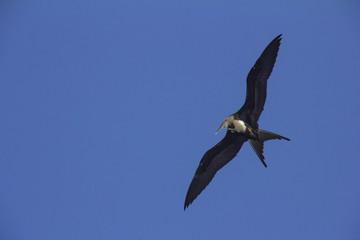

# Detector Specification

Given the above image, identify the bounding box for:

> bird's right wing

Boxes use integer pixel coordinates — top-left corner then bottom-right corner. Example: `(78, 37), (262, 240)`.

(184, 131), (246, 210)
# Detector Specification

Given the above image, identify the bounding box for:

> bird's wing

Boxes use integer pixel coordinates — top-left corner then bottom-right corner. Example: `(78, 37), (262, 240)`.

(238, 34), (282, 121)
(184, 131), (246, 210)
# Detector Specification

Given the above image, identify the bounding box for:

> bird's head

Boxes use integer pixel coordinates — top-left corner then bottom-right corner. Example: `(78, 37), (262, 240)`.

(215, 116), (234, 134)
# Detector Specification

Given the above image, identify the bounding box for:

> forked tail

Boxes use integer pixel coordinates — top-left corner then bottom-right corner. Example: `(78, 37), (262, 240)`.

(249, 129), (290, 167)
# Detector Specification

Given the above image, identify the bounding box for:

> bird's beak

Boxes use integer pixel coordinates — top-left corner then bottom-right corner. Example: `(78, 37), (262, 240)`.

(215, 121), (226, 135)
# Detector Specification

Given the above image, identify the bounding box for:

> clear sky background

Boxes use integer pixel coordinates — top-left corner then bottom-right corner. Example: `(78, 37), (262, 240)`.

(1, 1), (360, 239)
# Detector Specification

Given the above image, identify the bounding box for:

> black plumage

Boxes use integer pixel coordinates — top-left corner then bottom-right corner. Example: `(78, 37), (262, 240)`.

(184, 34), (290, 210)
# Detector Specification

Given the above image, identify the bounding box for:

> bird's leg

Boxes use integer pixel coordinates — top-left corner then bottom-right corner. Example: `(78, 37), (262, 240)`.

(228, 127), (237, 133)
(228, 123), (237, 132)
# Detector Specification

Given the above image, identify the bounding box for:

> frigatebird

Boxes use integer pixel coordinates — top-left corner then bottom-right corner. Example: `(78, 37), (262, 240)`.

(184, 34), (290, 210)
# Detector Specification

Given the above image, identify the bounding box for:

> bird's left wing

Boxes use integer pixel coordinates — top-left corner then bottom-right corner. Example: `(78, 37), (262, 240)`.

(250, 34), (282, 120)
(237, 34), (282, 121)
(184, 131), (246, 210)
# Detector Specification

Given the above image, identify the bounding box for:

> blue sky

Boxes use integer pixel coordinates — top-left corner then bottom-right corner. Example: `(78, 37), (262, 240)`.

(1, 1), (360, 239)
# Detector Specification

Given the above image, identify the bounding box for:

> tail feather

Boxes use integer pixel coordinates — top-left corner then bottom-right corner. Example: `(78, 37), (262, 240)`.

(249, 140), (267, 167)
(250, 129), (290, 167)
(258, 129), (290, 141)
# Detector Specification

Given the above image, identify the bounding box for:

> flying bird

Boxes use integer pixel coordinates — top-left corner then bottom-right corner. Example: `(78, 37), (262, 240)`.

(184, 34), (290, 210)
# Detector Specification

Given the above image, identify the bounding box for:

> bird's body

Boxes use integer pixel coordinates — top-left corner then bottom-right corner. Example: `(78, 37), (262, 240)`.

(184, 34), (290, 210)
